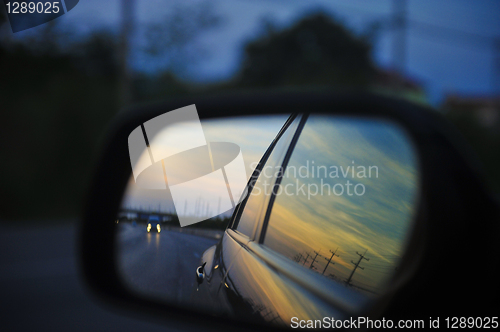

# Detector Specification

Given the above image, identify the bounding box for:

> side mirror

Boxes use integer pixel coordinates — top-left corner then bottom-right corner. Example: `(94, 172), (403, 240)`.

(80, 91), (499, 330)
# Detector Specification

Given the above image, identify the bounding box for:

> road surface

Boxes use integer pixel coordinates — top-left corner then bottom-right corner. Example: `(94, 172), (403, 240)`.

(0, 222), (217, 331)
(116, 223), (220, 307)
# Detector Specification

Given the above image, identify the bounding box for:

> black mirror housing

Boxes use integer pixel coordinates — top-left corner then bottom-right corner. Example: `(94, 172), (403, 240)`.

(79, 90), (500, 330)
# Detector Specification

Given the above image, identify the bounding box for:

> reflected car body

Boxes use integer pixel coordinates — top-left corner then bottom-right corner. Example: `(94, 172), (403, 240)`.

(195, 113), (417, 326)
(198, 230), (367, 326)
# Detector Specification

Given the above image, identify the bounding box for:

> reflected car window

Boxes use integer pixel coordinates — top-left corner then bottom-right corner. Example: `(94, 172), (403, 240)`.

(263, 115), (419, 295)
(235, 115), (301, 238)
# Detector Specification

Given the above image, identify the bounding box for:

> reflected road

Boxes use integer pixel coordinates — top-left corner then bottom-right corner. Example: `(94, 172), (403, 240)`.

(117, 223), (220, 304)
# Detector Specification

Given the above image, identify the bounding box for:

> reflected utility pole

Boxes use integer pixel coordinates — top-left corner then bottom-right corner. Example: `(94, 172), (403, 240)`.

(346, 250), (369, 286)
(322, 248), (339, 275)
(302, 252), (311, 266)
(293, 253), (303, 263)
(309, 250), (321, 270)
(119, 0), (135, 109)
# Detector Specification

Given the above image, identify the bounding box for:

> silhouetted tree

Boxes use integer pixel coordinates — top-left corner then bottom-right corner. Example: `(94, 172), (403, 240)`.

(235, 13), (375, 88)
(0, 28), (120, 220)
(0, 5), (5, 24)
(72, 32), (119, 77)
(144, 1), (223, 76)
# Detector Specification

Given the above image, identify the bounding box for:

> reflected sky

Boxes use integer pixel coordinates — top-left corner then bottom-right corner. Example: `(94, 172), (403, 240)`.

(263, 115), (419, 294)
(122, 115), (288, 215)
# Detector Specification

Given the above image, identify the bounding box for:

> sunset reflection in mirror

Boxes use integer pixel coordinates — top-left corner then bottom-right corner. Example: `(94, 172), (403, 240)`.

(263, 115), (419, 295)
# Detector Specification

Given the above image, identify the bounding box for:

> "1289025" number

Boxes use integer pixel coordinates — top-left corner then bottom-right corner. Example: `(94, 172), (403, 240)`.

(445, 317), (498, 329)
(5, 2), (60, 14)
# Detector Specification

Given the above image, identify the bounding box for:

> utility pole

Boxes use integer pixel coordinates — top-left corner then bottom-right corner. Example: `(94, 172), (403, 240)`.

(302, 252), (311, 266)
(346, 250), (370, 286)
(322, 247), (339, 275)
(309, 250), (321, 270)
(392, 0), (407, 74)
(119, 0), (135, 108)
(493, 37), (500, 95)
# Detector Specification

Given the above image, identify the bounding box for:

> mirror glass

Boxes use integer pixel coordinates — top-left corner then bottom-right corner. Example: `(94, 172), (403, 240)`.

(115, 113), (419, 327)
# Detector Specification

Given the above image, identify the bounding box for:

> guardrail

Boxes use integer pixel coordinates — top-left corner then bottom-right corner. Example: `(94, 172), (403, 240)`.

(162, 225), (224, 240)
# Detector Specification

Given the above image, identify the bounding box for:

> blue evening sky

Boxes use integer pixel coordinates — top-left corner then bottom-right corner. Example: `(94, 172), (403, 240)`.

(13, 0), (500, 105)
